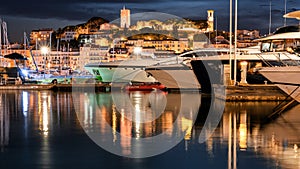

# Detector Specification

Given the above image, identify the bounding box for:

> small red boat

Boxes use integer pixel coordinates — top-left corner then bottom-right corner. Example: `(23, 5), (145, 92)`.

(125, 83), (166, 91)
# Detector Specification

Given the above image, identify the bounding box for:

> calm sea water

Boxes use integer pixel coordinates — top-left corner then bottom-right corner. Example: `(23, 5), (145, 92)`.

(0, 90), (299, 169)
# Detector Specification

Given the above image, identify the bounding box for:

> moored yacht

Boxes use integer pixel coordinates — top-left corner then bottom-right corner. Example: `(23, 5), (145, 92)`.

(146, 62), (200, 89)
(146, 29), (300, 92)
(144, 49), (226, 90)
(259, 11), (300, 102)
(84, 53), (178, 83)
(259, 66), (300, 102)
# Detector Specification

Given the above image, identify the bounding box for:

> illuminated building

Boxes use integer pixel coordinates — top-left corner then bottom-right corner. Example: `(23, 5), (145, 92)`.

(29, 28), (53, 47)
(120, 6), (130, 28)
(207, 10), (214, 32)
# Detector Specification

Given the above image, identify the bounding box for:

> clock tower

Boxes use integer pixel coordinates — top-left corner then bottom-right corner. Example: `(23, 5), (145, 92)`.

(120, 6), (130, 28)
(207, 10), (214, 32)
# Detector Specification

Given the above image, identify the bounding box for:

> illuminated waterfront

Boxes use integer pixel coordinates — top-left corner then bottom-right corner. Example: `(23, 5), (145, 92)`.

(0, 90), (299, 168)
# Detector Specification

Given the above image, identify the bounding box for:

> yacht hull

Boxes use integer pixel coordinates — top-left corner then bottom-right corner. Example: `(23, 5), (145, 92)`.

(259, 66), (300, 103)
(84, 58), (178, 83)
(85, 66), (156, 83)
(146, 64), (200, 89)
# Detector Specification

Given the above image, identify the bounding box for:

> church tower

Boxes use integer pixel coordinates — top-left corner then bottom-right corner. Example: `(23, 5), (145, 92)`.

(207, 10), (214, 32)
(120, 6), (130, 28)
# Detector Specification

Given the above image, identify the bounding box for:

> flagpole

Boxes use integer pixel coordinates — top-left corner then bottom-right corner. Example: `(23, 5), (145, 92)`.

(233, 0), (238, 85)
(229, 0), (233, 85)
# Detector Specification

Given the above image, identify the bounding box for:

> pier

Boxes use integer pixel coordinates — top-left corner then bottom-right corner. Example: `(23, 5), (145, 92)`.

(224, 84), (290, 101)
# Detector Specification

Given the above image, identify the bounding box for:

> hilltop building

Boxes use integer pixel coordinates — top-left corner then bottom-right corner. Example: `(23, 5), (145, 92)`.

(60, 31), (77, 41)
(120, 6), (130, 28)
(237, 30), (260, 40)
(30, 28), (54, 48)
(207, 10), (214, 32)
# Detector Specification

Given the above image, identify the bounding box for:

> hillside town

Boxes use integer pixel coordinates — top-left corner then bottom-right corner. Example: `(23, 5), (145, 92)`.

(0, 6), (260, 74)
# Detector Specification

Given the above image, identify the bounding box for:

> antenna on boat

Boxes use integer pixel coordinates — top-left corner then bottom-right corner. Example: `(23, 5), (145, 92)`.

(284, 0), (287, 26)
(269, 0), (272, 34)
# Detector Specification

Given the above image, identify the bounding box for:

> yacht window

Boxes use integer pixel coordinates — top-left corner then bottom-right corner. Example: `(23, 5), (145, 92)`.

(272, 41), (284, 52)
(261, 43), (271, 52)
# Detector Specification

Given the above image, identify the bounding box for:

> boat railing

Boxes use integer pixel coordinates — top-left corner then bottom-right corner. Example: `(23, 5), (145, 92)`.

(280, 52), (300, 66)
(256, 54), (274, 67)
(256, 51), (300, 67)
(151, 56), (182, 66)
(274, 53), (289, 66)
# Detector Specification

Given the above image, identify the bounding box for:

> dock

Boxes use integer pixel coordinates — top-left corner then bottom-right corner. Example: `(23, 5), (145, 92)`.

(224, 84), (291, 101)
(0, 83), (111, 92)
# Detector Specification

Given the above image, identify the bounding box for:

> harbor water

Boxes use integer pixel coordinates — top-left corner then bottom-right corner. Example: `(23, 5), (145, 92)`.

(0, 90), (299, 169)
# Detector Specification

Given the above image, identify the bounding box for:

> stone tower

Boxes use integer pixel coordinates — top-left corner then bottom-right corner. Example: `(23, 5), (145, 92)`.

(207, 10), (214, 32)
(120, 6), (130, 28)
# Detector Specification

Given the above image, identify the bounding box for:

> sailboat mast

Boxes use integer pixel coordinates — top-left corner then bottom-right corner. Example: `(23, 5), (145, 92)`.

(0, 19), (2, 54)
(2, 21), (9, 55)
(25, 32), (38, 71)
(0, 19), (2, 67)
(49, 32), (52, 52)
(24, 32), (26, 51)
(216, 16), (218, 41)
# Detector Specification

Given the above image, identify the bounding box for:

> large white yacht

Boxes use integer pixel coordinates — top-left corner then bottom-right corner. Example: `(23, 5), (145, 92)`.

(84, 51), (178, 83)
(145, 49), (224, 89)
(146, 29), (300, 91)
(259, 11), (300, 102)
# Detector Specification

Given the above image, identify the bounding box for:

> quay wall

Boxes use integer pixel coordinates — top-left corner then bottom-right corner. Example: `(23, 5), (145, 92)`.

(0, 83), (291, 101)
(224, 85), (290, 101)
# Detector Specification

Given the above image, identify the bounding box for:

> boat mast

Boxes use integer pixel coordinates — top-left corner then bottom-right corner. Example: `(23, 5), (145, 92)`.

(2, 21), (9, 53)
(25, 32), (38, 71)
(0, 19), (2, 55)
(0, 19), (2, 66)
(215, 16), (218, 42)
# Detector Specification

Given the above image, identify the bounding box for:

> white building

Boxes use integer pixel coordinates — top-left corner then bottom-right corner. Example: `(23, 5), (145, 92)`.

(61, 31), (77, 41)
(78, 45), (109, 71)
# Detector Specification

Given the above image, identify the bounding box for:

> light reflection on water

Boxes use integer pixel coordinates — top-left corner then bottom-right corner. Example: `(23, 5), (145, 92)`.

(0, 90), (299, 168)
(73, 91), (200, 158)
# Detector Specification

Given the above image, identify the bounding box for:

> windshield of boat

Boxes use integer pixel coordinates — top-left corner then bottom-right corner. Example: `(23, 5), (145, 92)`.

(261, 39), (300, 54)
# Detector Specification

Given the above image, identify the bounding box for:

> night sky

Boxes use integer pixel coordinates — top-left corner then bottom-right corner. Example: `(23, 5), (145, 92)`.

(1, 0), (299, 42)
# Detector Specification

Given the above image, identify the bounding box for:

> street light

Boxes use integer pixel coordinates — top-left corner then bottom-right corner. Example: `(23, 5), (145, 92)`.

(41, 46), (49, 78)
(41, 46), (49, 55)
(133, 46), (142, 59)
